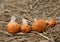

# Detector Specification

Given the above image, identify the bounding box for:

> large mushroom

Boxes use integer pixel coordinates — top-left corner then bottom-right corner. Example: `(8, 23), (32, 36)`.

(6, 16), (19, 34)
(32, 19), (46, 33)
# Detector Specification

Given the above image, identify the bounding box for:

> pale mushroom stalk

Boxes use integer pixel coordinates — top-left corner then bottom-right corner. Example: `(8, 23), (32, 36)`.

(22, 18), (28, 25)
(34, 18), (37, 21)
(11, 16), (16, 22)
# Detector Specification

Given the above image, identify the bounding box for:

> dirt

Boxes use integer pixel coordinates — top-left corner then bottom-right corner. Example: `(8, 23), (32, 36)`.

(0, 0), (60, 42)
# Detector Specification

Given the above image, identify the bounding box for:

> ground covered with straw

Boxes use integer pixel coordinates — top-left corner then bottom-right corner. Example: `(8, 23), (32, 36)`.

(0, 0), (60, 42)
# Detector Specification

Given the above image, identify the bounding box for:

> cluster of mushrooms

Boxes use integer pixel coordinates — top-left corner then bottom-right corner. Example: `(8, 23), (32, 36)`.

(6, 16), (56, 34)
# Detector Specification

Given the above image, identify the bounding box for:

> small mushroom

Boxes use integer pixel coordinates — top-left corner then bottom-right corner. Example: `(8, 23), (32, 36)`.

(20, 18), (30, 33)
(48, 18), (56, 28)
(6, 16), (19, 34)
(32, 19), (46, 33)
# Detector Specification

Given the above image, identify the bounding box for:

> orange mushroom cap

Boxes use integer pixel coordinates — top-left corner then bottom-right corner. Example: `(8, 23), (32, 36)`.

(49, 18), (56, 28)
(6, 16), (19, 34)
(6, 21), (19, 34)
(20, 18), (30, 33)
(20, 24), (30, 33)
(32, 19), (46, 33)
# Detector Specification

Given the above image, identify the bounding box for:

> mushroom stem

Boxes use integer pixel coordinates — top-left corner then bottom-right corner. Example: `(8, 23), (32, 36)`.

(43, 12), (47, 20)
(34, 18), (37, 21)
(11, 16), (16, 22)
(46, 20), (49, 23)
(22, 18), (28, 25)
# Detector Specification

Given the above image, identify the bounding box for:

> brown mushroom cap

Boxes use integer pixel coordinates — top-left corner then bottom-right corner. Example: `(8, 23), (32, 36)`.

(6, 21), (19, 34)
(20, 24), (30, 33)
(32, 19), (46, 33)
(49, 18), (56, 28)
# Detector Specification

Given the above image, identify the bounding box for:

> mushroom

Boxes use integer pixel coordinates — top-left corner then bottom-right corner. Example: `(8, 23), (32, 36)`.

(6, 16), (19, 34)
(46, 18), (56, 28)
(20, 18), (30, 33)
(32, 19), (46, 33)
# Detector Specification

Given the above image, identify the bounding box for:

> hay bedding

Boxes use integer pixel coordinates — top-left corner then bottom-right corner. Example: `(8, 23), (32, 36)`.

(0, 0), (60, 42)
